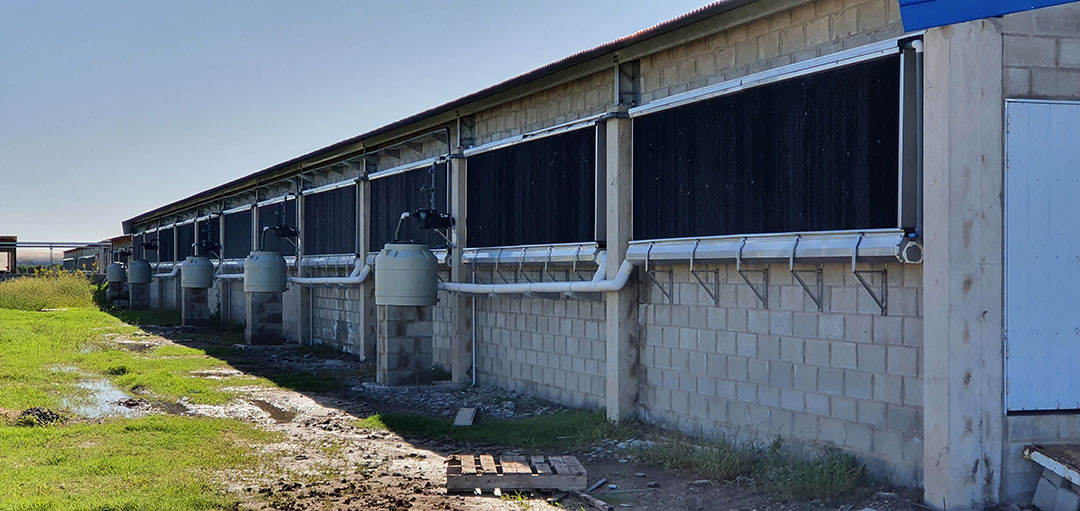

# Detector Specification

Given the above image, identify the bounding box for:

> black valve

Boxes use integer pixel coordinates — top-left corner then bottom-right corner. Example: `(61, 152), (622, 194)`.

(411, 208), (454, 230)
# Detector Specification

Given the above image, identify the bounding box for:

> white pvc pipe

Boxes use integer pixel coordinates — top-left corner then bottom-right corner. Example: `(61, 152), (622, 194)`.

(152, 265), (180, 279)
(437, 252), (635, 295)
(288, 259), (371, 286)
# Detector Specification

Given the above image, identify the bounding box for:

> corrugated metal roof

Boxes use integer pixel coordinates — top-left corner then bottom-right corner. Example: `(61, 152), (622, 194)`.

(123, 0), (756, 232)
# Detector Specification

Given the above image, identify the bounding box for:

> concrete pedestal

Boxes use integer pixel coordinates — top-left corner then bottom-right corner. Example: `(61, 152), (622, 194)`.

(246, 292), (284, 345)
(107, 282), (128, 307)
(376, 305), (433, 386)
(182, 288), (211, 327)
(129, 283), (150, 309)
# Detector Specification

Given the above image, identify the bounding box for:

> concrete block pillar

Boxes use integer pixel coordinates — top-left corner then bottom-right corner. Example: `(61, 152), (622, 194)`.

(246, 291), (284, 344)
(604, 108), (639, 422)
(182, 287), (211, 327)
(377, 305), (434, 386)
(107, 282), (127, 305)
(922, 19), (1005, 511)
(129, 283), (150, 309)
(449, 155), (473, 384)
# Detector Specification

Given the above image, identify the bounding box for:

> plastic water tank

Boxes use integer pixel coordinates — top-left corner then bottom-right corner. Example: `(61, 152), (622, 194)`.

(181, 256), (215, 289)
(244, 251), (287, 293)
(106, 263), (126, 284)
(128, 260), (152, 284)
(375, 242), (438, 306)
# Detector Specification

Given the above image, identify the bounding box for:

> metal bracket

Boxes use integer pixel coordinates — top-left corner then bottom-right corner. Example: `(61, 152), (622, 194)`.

(852, 233), (888, 316)
(689, 240), (721, 306)
(643, 242), (673, 303)
(788, 235), (823, 311)
(541, 246), (554, 282)
(515, 247), (533, 283)
(736, 238), (768, 308)
(493, 248), (508, 283)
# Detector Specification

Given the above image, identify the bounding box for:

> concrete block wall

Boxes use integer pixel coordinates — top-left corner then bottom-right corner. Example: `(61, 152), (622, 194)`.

(639, 0), (903, 105)
(309, 278), (366, 354)
(472, 70), (611, 145)
(150, 273), (179, 311)
(998, 4), (1080, 504)
(638, 262), (923, 486)
(433, 269), (453, 370)
(1002, 2), (1080, 100)
(471, 269), (607, 409)
(216, 278), (247, 326)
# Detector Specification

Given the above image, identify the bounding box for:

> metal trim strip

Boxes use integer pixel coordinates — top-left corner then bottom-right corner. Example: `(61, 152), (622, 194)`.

(367, 156), (442, 181)
(301, 178), (358, 196)
(463, 114), (603, 157)
(629, 35), (920, 118)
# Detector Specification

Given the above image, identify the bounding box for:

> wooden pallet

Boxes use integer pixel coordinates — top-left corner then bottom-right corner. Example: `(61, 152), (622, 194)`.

(446, 455), (587, 493)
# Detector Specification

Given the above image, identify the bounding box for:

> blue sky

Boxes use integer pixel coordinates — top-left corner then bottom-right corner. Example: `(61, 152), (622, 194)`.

(0, 0), (709, 243)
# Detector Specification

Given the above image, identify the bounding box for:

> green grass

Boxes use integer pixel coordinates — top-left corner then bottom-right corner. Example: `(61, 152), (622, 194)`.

(106, 307), (182, 326)
(0, 308), (254, 408)
(354, 410), (637, 450)
(0, 415), (273, 510)
(0, 271), (95, 311)
(0, 304), (283, 509)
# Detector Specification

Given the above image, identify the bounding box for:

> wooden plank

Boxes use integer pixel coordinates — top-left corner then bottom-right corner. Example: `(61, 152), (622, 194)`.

(564, 455), (588, 476)
(500, 455), (532, 474)
(531, 456), (552, 474)
(549, 456), (574, 475)
(461, 455), (478, 475)
(479, 455), (498, 474)
(447, 454), (587, 493)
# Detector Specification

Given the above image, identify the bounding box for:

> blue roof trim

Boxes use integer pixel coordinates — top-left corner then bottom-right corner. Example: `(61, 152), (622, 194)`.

(899, 0), (1077, 30)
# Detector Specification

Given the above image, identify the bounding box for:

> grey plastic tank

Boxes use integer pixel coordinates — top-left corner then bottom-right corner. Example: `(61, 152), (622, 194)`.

(181, 256), (215, 289)
(127, 260), (152, 284)
(244, 251), (287, 293)
(375, 242), (438, 306)
(106, 262), (126, 284)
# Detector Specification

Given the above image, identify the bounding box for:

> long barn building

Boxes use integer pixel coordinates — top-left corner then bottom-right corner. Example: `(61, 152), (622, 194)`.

(122, 1), (1080, 508)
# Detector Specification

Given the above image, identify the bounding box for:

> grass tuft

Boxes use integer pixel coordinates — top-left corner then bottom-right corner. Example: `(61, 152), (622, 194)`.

(0, 270), (95, 311)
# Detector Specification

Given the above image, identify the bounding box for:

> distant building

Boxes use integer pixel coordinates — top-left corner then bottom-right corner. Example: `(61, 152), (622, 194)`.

(61, 236), (129, 273)
(0, 236), (14, 273)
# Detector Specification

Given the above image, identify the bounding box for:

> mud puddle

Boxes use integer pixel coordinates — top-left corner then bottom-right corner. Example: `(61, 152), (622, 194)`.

(64, 379), (147, 419)
(250, 399), (297, 423)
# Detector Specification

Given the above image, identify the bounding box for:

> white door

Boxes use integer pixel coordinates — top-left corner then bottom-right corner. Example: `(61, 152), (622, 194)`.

(1006, 100), (1080, 412)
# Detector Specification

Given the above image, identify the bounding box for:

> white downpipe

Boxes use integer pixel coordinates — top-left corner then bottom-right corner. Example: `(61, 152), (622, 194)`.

(288, 259), (371, 286)
(437, 252), (636, 295)
(471, 271), (477, 387)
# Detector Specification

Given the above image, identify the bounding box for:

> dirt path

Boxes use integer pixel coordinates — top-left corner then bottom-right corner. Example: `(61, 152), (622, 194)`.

(114, 326), (923, 511)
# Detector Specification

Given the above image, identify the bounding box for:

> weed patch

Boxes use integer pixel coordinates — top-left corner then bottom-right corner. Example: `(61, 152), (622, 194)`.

(0, 271), (95, 311)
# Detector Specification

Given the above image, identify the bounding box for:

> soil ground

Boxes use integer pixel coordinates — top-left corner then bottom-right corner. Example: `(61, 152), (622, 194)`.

(105, 324), (927, 511)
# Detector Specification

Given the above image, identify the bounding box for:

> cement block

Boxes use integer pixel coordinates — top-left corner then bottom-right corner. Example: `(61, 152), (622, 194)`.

(1004, 35), (1056, 66)
(1035, 476), (1059, 511)
(1056, 484), (1080, 511)
(831, 342), (857, 369)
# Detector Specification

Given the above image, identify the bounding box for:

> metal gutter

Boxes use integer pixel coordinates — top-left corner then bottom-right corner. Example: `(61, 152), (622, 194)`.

(626, 229), (915, 265)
